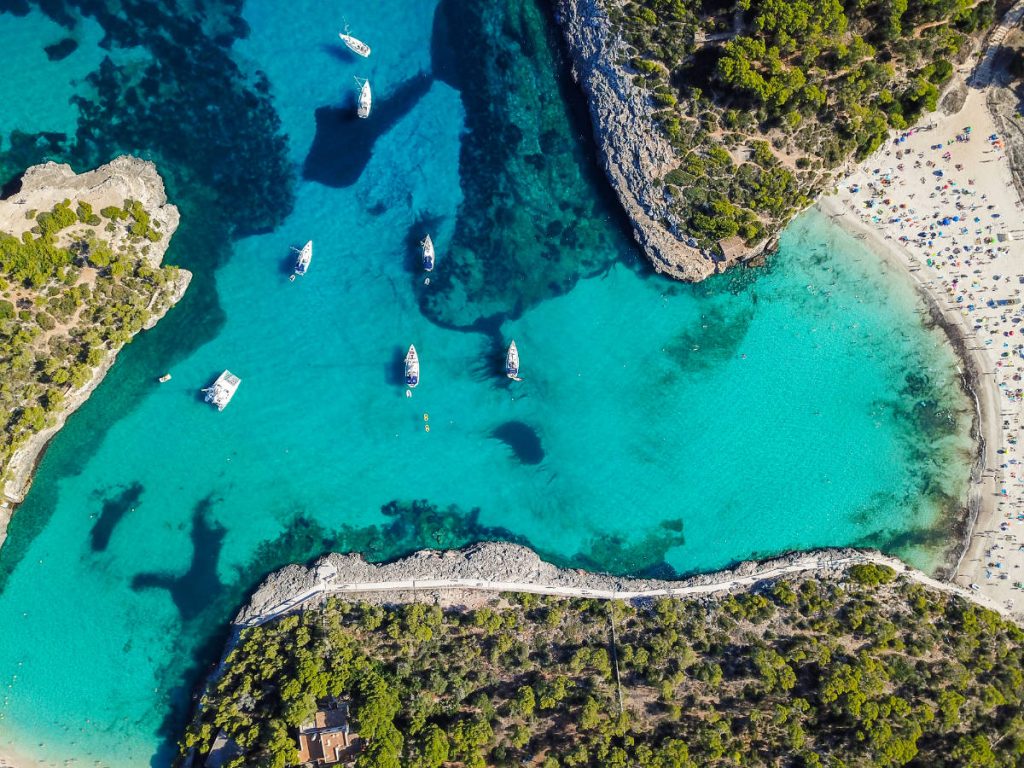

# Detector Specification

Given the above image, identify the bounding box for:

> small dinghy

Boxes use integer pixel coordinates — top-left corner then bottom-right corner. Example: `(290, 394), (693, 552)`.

(421, 234), (435, 272)
(293, 240), (312, 277)
(505, 340), (521, 381)
(338, 33), (371, 57)
(405, 345), (420, 388)
(356, 78), (371, 118)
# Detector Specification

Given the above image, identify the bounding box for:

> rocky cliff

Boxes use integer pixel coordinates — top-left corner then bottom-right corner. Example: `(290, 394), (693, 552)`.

(554, 0), (724, 280)
(0, 156), (190, 547)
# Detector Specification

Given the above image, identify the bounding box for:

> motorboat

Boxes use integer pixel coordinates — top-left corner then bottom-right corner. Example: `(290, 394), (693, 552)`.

(421, 234), (435, 272)
(405, 345), (419, 388)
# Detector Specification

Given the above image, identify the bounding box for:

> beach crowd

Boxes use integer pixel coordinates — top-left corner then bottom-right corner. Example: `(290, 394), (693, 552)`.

(839, 99), (1024, 616)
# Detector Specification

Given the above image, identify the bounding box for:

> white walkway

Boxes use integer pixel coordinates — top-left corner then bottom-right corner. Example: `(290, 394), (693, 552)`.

(238, 551), (1010, 629)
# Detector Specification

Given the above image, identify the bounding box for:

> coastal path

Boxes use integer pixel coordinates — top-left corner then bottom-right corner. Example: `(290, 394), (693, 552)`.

(237, 550), (1009, 630)
(970, 0), (1024, 88)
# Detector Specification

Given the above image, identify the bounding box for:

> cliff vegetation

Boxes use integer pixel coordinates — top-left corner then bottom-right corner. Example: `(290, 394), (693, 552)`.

(0, 195), (181, 483)
(606, 0), (997, 253)
(181, 564), (1024, 767)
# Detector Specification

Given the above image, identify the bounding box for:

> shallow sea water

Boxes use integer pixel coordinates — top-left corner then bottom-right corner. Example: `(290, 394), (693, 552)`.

(0, 0), (975, 764)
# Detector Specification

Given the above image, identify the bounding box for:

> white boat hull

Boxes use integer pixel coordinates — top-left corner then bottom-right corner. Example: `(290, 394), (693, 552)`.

(505, 341), (520, 380)
(339, 33), (371, 57)
(203, 370), (241, 410)
(405, 345), (420, 388)
(357, 80), (372, 119)
(294, 240), (312, 275)
(421, 235), (435, 272)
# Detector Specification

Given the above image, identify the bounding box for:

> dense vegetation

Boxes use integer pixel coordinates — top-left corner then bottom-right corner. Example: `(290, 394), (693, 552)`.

(606, 0), (998, 251)
(181, 565), (1024, 767)
(0, 198), (180, 476)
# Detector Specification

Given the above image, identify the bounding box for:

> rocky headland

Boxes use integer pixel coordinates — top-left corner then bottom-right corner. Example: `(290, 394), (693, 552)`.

(185, 541), (1024, 768)
(234, 541), (1011, 628)
(554, 0), (723, 280)
(0, 156), (190, 550)
(553, 0), (997, 281)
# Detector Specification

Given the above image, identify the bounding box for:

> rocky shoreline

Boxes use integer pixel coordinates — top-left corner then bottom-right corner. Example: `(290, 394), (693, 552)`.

(555, 0), (724, 280)
(165, 541), (1008, 750)
(551, 0), (996, 283)
(234, 541), (1009, 628)
(0, 156), (190, 550)
(553, 0), (776, 280)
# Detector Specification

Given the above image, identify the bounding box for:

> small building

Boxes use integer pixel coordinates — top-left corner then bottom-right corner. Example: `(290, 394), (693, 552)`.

(204, 731), (241, 768)
(716, 235), (748, 267)
(297, 701), (361, 766)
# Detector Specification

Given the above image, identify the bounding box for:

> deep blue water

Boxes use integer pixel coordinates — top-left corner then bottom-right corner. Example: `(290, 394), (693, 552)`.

(0, 0), (974, 765)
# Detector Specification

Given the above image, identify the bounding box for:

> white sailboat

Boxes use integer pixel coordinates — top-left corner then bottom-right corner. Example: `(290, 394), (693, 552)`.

(421, 234), (435, 272)
(338, 33), (371, 57)
(356, 78), (371, 119)
(505, 340), (521, 381)
(405, 345), (420, 388)
(293, 240), (312, 276)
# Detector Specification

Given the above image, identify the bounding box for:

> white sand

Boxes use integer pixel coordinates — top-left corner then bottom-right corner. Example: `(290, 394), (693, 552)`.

(828, 88), (1024, 620)
(0, 741), (44, 768)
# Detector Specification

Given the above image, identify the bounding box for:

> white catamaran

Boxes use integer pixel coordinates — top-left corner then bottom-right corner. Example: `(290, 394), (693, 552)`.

(505, 340), (521, 381)
(338, 33), (371, 57)
(421, 234), (435, 272)
(203, 370), (241, 411)
(293, 240), (312, 277)
(356, 78), (372, 119)
(405, 345), (420, 388)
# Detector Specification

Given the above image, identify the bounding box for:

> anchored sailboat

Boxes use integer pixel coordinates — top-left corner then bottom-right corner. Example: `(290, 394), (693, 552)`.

(293, 240), (312, 276)
(405, 345), (420, 388)
(505, 340), (521, 381)
(338, 33), (371, 57)
(356, 78), (371, 119)
(421, 234), (435, 272)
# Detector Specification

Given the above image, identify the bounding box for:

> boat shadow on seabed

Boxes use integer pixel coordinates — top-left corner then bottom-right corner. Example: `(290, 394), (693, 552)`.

(303, 73), (433, 189)
(386, 345), (409, 388)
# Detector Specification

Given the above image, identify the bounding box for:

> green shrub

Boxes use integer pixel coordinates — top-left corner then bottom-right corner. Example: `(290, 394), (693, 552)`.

(849, 563), (897, 586)
(36, 201), (78, 238)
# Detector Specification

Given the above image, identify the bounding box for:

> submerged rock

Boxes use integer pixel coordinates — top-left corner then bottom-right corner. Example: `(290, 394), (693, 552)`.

(490, 420), (544, 464)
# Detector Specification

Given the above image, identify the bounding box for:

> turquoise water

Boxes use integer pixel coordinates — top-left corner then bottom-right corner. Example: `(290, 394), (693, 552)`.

(0, 0), (974, 765)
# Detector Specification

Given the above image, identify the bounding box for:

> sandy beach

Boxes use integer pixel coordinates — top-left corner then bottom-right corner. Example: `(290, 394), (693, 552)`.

(0, 741), (44, 768)
(826, 85), (1024, 621)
